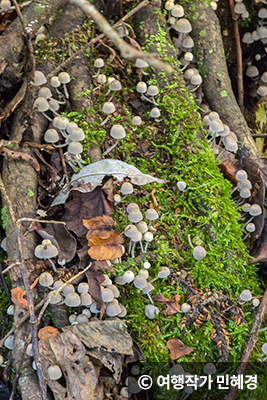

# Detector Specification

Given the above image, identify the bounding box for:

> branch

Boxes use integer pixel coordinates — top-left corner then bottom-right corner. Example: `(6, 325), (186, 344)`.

(224, 286), (267, 400)
(0, 175), (47, 400)
(68, 0), (172, 73)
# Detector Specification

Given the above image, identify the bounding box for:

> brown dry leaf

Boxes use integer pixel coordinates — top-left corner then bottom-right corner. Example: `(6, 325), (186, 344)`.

(89, 244), (123, 261)
(85, 263), (105, 309)
(62, 187), (113, 238)
(167, 339), (194, 360)
(88, 233), (124, 247)
(83, 215), (115, 240)
(38, 326), (60, 340)
(11, 287), (28, 309)
(154, 293), (180, 315)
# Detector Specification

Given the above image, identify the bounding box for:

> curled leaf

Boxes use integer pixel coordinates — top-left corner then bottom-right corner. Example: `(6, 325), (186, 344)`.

(11, 287), (28, 309)
(167, 338), (194, 360)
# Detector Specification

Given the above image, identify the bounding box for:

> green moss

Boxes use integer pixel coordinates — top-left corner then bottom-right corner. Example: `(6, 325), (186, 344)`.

(1, 206), (10, 229)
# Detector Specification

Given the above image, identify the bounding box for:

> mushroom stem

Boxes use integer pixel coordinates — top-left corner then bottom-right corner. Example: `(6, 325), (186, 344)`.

(63, 83), (69, 99)
(242, 217), (254, 228)
(242, 232), (251, 241)
(108, 93), (115, 102)
(141, 94), (154, 104)
(131, 242), (136, 258)
(48, 258), (57, 272)
(102, 140), (119, 156)
(146, 292), (154, 304)
(101, 115), (110, 126)
(49, 105), (60, 116)
(128, 239), (133, 254)
(141, 68), (149, 75)
(41, 112), (52, 121)
(53, 142), (68, 148)
(155, 118), (162, 122)
(235, 198), (245, 207)
(144, 242), (150, 252)
(93, 69), (101, 78)
(188, 234), (194, 249)
(140, 240), (144, 252)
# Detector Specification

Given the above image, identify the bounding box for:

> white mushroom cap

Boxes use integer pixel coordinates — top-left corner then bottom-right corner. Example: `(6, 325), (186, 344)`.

(1, 0), (11, 11)
(145, 209), (159, 221)
(39, 272), (53, 287)
(143, 261), (151, 269)
(183, 36), (194, 48)
(53, 116), (69, 130)
(77, 282), (89, 293)
(82, 309), (92, 318)
(242, 203), (251, 212)
(66, 122), (78, 134)
(137, 221), (148, 233)
(242, 32), (254, 44)
(38, 87), (52, 99)
(97, 74), (107, 84)
(50, 291), (62, 304)
(42, 243), (58, 259)
(177, 181), (187, 191)
(240, 289), (252, 301)
(225, 139), (238, 152)
(67, 141), (83, 155)
(114, 194), (122, 203)
(4, 335), (14, 350)
(165, 0), (174, 11)
(138, 269), (149, 279)
(147, 85), (159, 97)
(94, 58), (104, 68)
(123, 270), (135, 283)
(131, 229), (142, 242)
(101, 288), (114, 302)
(175, 18), (192, 34)
(69, 128), (85, 142)
(239, 188), (251, 199)
(128, 209), (143, 223)
(127, 203), (140, 213)
(135, 58), (149, 68)
(101, 275), (112, 286)
(121, 182), (133, 195)
(58, 72), (70, 84)
(209, 119), (224, 133)
(136, 82), (147, 94)
(252, 298), (260, 307)
(144, 232), (153, 242)
(64, 292), (81, 307)
(193, 246), (206, 260)
(133, 275), (147, 289)
(238, 180), (252, 190)
(145, 304), (159, 319)
(106, 300), (121, 316)
(262, 343), (267, 355)
(118, 305), (127, 317)
(26, 343), (34, 357)
(203, 363), (217, 375)
(114, 275), (127, 285)
(150, 107), (161, 118)
(48, 365), (62, 380)
(33, 71), (47, 86)
(109, 80), (121, 91)
(142, 282), (154, 294)
(170, 364), (185, 376)
(234, 3), (246, 14)
(257, 86), (267, 96)
(190, 73), (202, 85)
(49, 99), (60, 111)
(246, 65), (259, 78)
(80, 293), (93, 306)
(181, 303), (191, 313)
(158, 267), (170, 278)
(184, 68), (195, 80)
(132, 116), (142, 126)
(50, 76), (61, 88)
(106, 284), (120, 298)
(7, 305), (14, 316)
(53, 280), (64, 290)
(35, 244), (45, 259)
(249, 204), (262, 216)
(124, 224), (138, 238)
(34, 97), (49, 112)
(171, 4), (184, 18)
(103, 102), (115, 115)
(246, 223), (255, 233)
(62, 284), (75, 295)
(184, 52), (194, 62)
(110, 124), (126, 140)
(76, 314), (88, 323)
(69, 314), (77, 324)
(235, 170), (248, 182)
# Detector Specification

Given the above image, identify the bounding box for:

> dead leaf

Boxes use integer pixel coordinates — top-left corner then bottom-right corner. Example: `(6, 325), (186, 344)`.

(11, 287), (28, 308)
(83, 215), (115, 239)
(154, 293), (181, 315)
(38, 326), (60, 340)
(89, 244), (123, 261)
(62, 187), (113, 238)
(85, 264), (105, 309)
(88, 233), (124, 247)
(34, 222), (77, 263)
(167, 339), (194, 360)
(1, 147), (40, 172)
(51, 159), (167, 206)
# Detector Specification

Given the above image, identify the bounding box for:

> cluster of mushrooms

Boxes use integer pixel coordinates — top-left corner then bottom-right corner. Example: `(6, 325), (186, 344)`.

(33, 70), (85, 170)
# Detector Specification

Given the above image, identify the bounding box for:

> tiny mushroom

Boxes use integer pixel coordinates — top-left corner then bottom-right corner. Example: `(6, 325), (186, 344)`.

(132, 116), (142, 131)
(133, 275), (147, 289)
(107, 79), (122, 101)
(121, 182), (134, 197)
(150, 107), (162, 122)
(193, 246), (206, 261)
(146, 85), (159, 105)
(135, 58), (149, 75)
(39, 272), (54, 287)
(67, 141), (83, 155)
(177, 181), (187, 191)
(103, 124), (126, 156)
(144, 231), (153, 252)
(64, 292), (81, 307)
(145, 304), (160, 319)
(62, 284), (75, 295)
(106, 300), (121, 317)
(48, 365), (62, 381)
(101, 101), (116, 126)
(93, 58), (104, 77)
(80, 293), (93, 306)
(123, 270), (135, 283)
(33, 71), (47, 86)
(203, 363), (216, 375)
(44, 129), (60, 144)
(239, 289), (252, 303)
(77, 282), (89, 294)
(33, 97), (52, 121)
(145, 208), (159, 227)
(58, 72), (71, 98)
(4, 335), (14, 350)
(49, 291), (62, 305)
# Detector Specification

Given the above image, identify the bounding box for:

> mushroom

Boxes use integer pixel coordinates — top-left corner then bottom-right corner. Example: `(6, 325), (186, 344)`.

(26, 343), (34, 357)
(93, 58), (104, 78)
(49, 291), (62, 305)
(121, 182), (134, 198)
(193, 245), (206, 260)
(106, 284), (120, 298)
(142, 282), (154, 303)
(132, 116), (142, 131)
(133, 275), (147, 289)
(165, 0), (174, 21)
(118, 305), (127, 317)
(58, 72), (71, 98)
(114, 194), (122, 203)
(135, 58), (149, 75)
(33, 97), (52, 121)
(122, 270), (135, 283)
(69, 314), (77, 324)
(252, 298), (260, 308)
(103, 124), (126, 156)
(101, 102), (116, 126)
(48, 365), (62, 381)
(53, 280), (64, 290)
(243, 223), (256, 241)
(4, 335), (14, 350)
(50, 76), (62, 95)
(67, 141), (83, 155)
(62, 284), (75, 295)
(137, 221), (148, 234)
(236, 170), (248, 182)
(144, 304), (159, 319)
(39, 272), (54, 287)
(7, 305), (14, 316)
(0, 0), (11, 11)
(82, 309), (92, 318)
(203, 363), (216, 375)
(33, 71), (47, 86)
(130, 229), (143, 257)
(127, 203), (140, 213)
(76, 314), (88, 323)
(143, 261), (151, 269)
(106, 300), (121, 317)
(64, 292), (81, 307)
(101, 288), (114, 302)
(143, 231), (153, 252)
(69, 128), (85, 142)
(93, 73), (107, 91)
(177, 181), (187, 191)
(44, 129), (60, 144)
(145, 208), (159, 227)
(77, 282), (89, 294)
(146, 85), (159, 105)
(136, 81), (148, 102)
(242, 204), (262, 227)
(107, 79), (122, 101)
(128, 209), (143, 224)
(80, 293), (93, 306)
(150, 107), (162, 122)
(181, 303), (191, 313)
(239, 289), (252, 303)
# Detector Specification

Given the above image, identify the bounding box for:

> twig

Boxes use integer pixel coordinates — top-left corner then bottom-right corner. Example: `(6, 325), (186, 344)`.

(47, 0), (157, 79)
(0, 174), (47, 400)
(224, 286), (267, 400)
(9, 335), (32, 400)
(0, 296), (47, 348)
(228, 0), (244, 111)
(57, 144), (70, 184)
(11, 0), (35, 81)
(35, 262), (92, 325)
